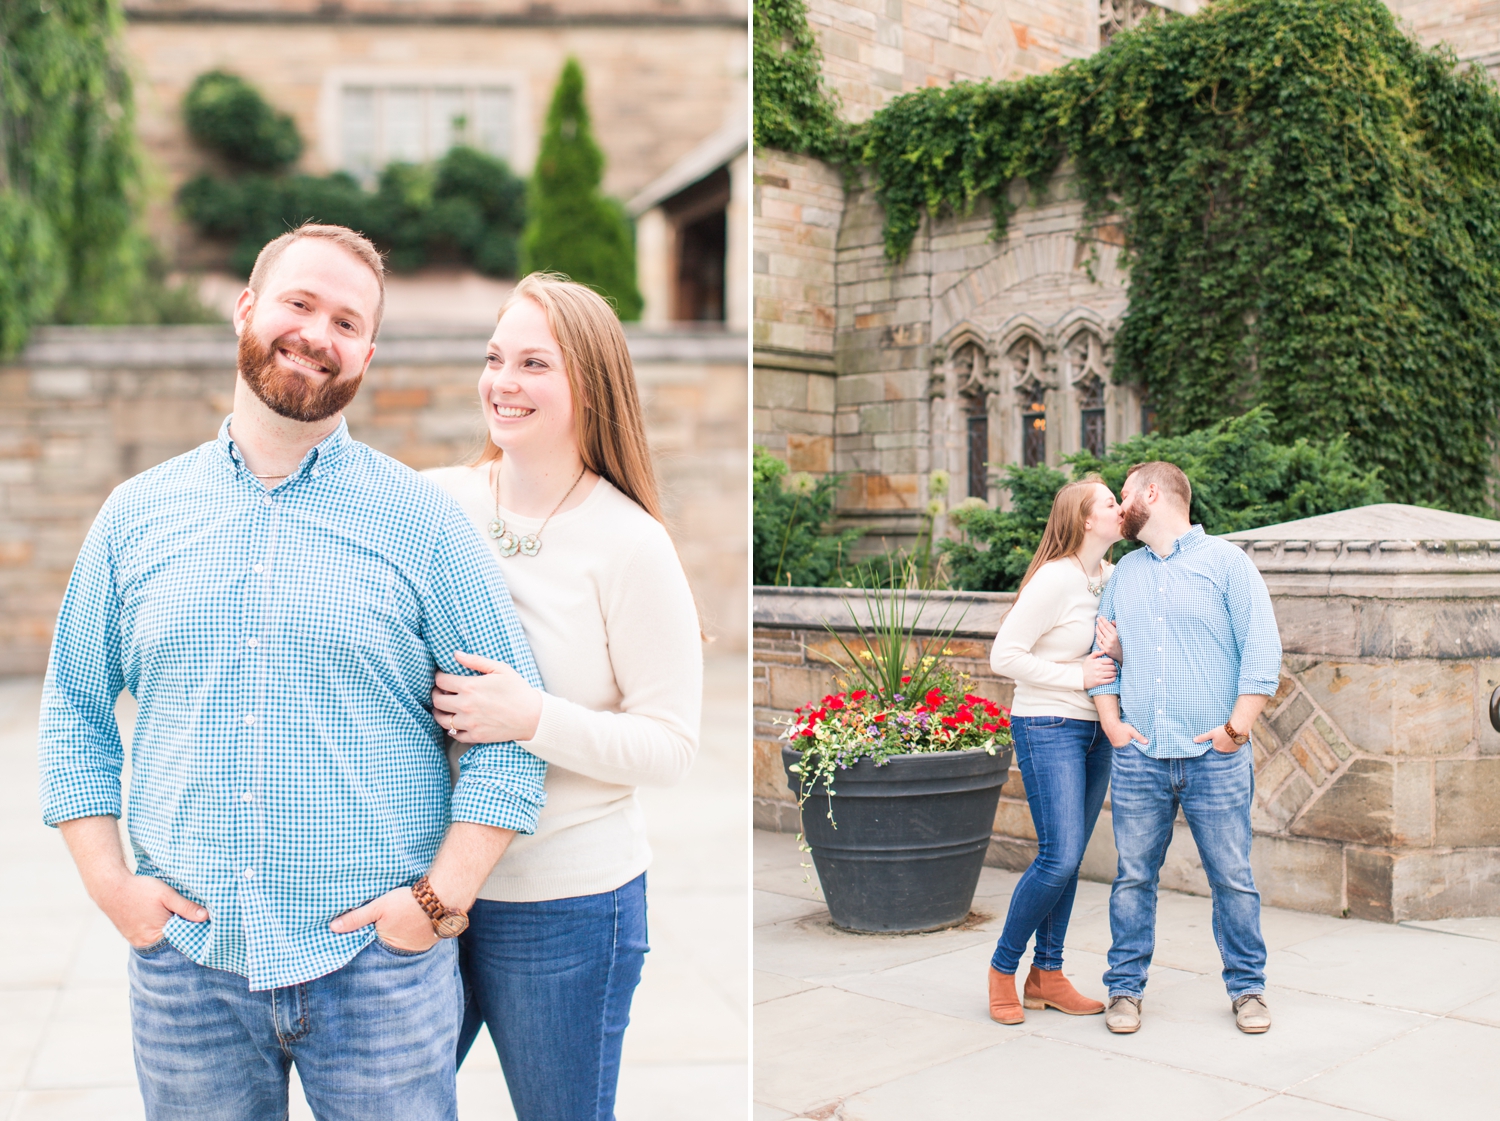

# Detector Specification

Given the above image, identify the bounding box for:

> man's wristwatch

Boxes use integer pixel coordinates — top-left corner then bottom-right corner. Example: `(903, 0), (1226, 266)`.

(1223, 718), (1251, 747)
(412, 875), (469, 938)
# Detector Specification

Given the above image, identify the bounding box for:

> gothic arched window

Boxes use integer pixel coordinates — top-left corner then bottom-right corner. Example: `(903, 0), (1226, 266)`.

(1078, 375), (1106, 458)
(953, 343), (990, 498)
(1021, 382), (1047, 468)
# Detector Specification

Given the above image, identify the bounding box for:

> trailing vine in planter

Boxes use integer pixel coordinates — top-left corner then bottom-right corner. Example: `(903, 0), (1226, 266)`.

(755, 0), (1500, 514)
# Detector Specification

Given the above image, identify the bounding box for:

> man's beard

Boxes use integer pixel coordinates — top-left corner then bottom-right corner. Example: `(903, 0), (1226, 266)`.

(1120, 499), (1150, 542)
(238, 324), (361, 423)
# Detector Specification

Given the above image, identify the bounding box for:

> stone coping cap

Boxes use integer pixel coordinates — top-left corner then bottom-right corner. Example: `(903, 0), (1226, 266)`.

(1223, 503), (1500, 575)
(753, 585), (1014, 639)
(14, 324), (747, 368)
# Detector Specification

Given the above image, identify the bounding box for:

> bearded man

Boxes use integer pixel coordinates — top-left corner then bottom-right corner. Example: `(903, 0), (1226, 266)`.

(38, 224), (544, 1120)
(1086, 461), (1281, 1037)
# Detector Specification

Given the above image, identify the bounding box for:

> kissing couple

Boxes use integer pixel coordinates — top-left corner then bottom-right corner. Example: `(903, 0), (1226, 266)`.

(985, 463), (1282, 1035)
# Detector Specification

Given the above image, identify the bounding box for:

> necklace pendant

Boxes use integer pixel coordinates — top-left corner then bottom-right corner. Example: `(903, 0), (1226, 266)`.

(518, 534), (541, 557)
(495, 530), (520, 558)
(488, 517), (506, 540)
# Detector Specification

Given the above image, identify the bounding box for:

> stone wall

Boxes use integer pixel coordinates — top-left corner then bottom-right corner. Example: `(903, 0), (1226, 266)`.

(0, 326), (748, 675)
(753, 559), (1500, 923)
(804, 0), (1095, 125)
(752, 151), (842, 474)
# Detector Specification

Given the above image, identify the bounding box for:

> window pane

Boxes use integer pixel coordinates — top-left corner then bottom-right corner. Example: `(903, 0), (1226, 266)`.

(475, 87), (513, 159)
(1023, 400), (1047, 468)
(967, 411), (989, 499)
(386, 87), (424, 163)
(342, 87), (377, 180)
(431, 87), (467, 155)
(1082, 408), (1106, 458)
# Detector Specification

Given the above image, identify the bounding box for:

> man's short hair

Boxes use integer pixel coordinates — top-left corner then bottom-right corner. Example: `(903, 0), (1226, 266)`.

(1125, 460), (1192, 513)
(247, 223), (387, 337)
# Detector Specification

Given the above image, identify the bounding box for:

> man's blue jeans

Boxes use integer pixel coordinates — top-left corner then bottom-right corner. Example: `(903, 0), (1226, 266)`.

(457, 872), (648, 1121)
(991, 716), (1112, 974)
(1105, 742), (1267, 1000)
(129, 937), (460, 1121)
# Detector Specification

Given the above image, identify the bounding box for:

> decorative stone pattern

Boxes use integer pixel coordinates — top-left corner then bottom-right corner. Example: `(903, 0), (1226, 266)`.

(0, 326), (748, 673)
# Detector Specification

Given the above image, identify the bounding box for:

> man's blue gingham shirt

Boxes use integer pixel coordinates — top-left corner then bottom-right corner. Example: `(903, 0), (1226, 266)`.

(39, 418), (546, 990)
(1088, 526), (1281, 759)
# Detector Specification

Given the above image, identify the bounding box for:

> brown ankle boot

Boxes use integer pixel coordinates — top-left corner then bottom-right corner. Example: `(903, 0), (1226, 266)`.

(1023, 966), (1105, 1015)
(988, 967), (1024, 1025)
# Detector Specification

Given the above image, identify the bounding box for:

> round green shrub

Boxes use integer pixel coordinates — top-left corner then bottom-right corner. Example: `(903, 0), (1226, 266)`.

(184, 70), (302, 171)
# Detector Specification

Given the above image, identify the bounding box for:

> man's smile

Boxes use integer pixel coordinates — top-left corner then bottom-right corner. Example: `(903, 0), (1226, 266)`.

(279, 347), (332, 375)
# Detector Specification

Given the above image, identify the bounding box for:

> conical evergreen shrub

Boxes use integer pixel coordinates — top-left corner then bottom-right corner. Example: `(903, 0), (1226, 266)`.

(521, 58), (642, 320)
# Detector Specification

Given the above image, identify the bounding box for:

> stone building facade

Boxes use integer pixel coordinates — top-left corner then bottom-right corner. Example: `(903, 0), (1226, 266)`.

(0, 325), (748, 674)
(754, 0), (1500, 548)
(122, 0), (747, 323)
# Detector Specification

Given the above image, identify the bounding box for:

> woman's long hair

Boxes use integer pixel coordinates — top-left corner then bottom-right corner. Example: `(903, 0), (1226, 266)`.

(1013, 475), (1111, 598)
(474, 272), (664, 524)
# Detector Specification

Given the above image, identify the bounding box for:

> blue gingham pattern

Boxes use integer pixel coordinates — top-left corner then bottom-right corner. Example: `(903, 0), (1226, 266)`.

(1088, 526), (1281, 760)
(39, 418), (546, 991)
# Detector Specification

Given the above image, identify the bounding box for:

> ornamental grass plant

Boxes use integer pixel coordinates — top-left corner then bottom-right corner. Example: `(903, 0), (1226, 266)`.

(782, 563), (1013, 825)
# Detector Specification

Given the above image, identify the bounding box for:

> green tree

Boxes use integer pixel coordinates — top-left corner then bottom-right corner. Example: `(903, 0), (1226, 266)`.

(941, 408), (1386, 591)
(753, 448), (863, 587)
(521, 58), (642, 320)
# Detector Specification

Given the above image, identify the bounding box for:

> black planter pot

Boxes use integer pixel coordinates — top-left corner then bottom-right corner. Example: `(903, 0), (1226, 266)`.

(782, 742), (1013, 934)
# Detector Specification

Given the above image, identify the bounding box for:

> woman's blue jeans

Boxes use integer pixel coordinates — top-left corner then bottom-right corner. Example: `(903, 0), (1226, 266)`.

(456, 872), (648, 1121)
(990, 716), (1112, 975)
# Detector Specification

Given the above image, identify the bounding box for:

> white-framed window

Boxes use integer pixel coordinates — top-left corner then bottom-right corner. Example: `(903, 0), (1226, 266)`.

(319, 70), (530, 182)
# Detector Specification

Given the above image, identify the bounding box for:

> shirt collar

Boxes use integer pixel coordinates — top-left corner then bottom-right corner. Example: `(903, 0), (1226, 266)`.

(1147, 524), (1206, 561)
(217, 415), (351, 481)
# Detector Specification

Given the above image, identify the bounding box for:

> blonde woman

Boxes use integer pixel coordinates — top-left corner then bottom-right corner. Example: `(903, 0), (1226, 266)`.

(987, 478), (1123, 1025)
(424, 274), (702, 1121)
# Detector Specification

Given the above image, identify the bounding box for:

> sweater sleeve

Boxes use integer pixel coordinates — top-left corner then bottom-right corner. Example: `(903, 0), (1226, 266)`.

(990, 563), (1088, 692)
(520, 523), (703, 788)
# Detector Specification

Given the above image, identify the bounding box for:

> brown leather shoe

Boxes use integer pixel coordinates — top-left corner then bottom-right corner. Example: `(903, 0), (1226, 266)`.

(988, 967), (1024, 1024)
(1023, 966), (1105, 1015)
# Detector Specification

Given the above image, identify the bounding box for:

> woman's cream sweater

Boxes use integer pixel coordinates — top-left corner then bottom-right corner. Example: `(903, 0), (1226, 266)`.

(426, 465), (703, 902)
(989, 557), (1110, 721)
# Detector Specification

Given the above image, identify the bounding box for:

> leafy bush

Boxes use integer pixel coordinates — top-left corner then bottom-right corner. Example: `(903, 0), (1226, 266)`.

(522, 58), (642, 320)
(179, 146), (525, 278)
(753, 448), (862, 586)
(183, 70), (302, 171)
(753, 0), (847, 161)
(941, 408), (1386, 591)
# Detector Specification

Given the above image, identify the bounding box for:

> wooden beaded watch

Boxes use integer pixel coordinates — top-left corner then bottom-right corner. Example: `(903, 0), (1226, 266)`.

(412, 875), (469, 937)
(1222, 718), (1251, 747)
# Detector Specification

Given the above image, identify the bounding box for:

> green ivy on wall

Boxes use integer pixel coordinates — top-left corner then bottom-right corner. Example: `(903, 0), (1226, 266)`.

(756, 0), (1500, 514)
(0, 0), (211, 357)
(752, 0), (847, 161)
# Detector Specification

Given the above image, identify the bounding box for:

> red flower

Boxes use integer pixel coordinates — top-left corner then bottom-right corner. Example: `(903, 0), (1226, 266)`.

(953, 707), (975, 724)
(828, 696), (845, 710)
(801, 728), (816, 738)
(983, 701), (1001, 717)
(851, 690), (868, 702)
(925, 688), (947, 708)
(941, 715), (958, 728)
(901, 675), (912, 684)
(874, 712), (887, 723)
(983, 722), (1000, 733)
(998, 716), (1011, 728)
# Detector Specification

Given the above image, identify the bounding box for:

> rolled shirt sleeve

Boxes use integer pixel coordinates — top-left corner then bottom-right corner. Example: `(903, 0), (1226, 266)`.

(421, 506), (548, 833)
(1228, 548), (1283, 696)
(1086, 567), (1121, 698)
(39, 498), (127, 827)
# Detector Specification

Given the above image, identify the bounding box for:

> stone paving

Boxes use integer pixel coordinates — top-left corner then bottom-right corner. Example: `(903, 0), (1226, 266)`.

(0, 655), (748, 1120)
(754, 828), (1500, 1121)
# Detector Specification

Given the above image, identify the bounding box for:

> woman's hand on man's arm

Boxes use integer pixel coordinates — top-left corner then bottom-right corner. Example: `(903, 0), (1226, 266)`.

(1095, 618), (1123, 663)
(431, 651), (545, 744)
(1082, 650), (1117, 689)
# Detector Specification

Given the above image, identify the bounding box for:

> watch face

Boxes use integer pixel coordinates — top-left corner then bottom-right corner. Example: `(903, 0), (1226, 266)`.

(436, 913), (469, 938)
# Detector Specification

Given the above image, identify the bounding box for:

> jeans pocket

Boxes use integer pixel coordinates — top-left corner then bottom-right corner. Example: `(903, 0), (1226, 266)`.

(131, 936), (172, 957)
(376, 936), (439, 958)
(1025, 716), (1069, 730)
